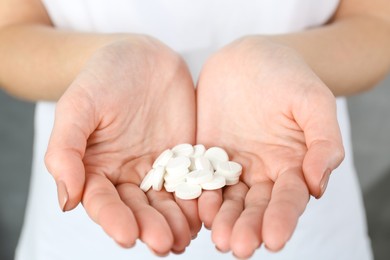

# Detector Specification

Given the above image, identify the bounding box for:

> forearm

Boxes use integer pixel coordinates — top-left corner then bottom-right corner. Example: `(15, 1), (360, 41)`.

(266, 15), (390, 96)
(0, 24), (131, 101)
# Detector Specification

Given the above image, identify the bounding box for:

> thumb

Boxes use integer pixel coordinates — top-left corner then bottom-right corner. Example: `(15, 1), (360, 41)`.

(45, 91), (96, 211)
(302, 140), (344, 198)
(294, 88), (345, 199)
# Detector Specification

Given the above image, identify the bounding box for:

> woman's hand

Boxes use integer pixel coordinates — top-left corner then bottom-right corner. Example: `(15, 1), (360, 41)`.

(196, 37), (344, 258)
(45, 36), (200, 255)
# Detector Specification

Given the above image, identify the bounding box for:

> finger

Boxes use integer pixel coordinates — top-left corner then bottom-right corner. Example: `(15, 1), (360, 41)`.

(118, 184), (174, 256)
(211, 182), (248, 253)
(174, 197), (202, 238)
(303, 140), (343, 198)
(294, 88), (345, 198)
(230, 181), (272, 259)
(45, 94), (96, 211)
(82, 174), (139, 248)
(148, 190), (192, 254)
(198, 189), (223, 229)
(262, 169), (309, 251)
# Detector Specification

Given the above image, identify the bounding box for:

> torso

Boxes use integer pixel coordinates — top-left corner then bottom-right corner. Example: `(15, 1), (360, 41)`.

(16, 1), (373, 259)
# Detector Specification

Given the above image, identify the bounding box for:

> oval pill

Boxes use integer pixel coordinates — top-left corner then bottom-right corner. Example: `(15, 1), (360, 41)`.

(175, 183), (202, 200)
(192, 144), (206, 157)
(189, 157), (197, 171)
(166, 156), (191, 174)
(216, 161), (242, 178)
(152, 166), (165, 191)
(171, 143), (194, 157)
(225, 176), (240, 186)
(140, 169), (155, 192)
(152, 149), (173, 169)
(164, 169), (188, 184)
(204, 147), (229, 169)
(164, 181), (181, 193)
(201, 175), (226, 190)
(186, 169), (213, 185)
(165, 166), (189, 177)
(194, 156), (213, 171)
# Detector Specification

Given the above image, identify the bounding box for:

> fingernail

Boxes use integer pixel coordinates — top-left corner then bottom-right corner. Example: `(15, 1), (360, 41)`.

(191, 234), (198, 240)
(149, 247), (169, 257)
(318, 169), (331, 199)
(232, 252), (248, 260)
(215, 245), (229, 253)
(172, 248), (185, 254)
(117, 240), (136, 249)
(56, 180), (69, 212)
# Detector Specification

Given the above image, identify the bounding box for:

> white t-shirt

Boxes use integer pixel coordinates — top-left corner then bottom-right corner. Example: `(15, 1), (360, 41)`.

(16, 1), (373, 259)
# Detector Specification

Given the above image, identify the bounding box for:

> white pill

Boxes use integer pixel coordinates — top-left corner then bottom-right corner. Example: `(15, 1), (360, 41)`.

(164, 169), (188, 184)
(225, 176), (240, 186)
(186, 169), (213, 185)
(164, 181), (181, 192)
(175, 183), (202, 200)
(189, 157), (197, 171)
(216, 161), (242, 178)
(192, 144), (206, 157)
(140, 169), (154, 192)
(166, 156), (191, 174)
(167, 167), (188, 177)
(152, 149), (173, 169)
(204, 147), (229, 169)
(194, 156), (213, 171)
(189, 145), (207, 170)
(141, 144), (243, 197)
(201, 175), (226, 190)
(152, 166), (165, 191)
(171, 143), (194, 157)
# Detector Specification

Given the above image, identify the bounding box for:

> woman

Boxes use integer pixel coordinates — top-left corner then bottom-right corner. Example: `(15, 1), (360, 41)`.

(1, 0), (388, 259)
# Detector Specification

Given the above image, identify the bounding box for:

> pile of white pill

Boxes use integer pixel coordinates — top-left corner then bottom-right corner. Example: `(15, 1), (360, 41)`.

(140, 144), (242, 200)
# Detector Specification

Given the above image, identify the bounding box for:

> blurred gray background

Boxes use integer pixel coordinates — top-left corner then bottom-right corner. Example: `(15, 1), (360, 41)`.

(1, 74), (390, 260)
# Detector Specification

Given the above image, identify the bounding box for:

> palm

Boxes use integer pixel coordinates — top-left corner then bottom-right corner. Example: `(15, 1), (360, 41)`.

(196, 38), (344, 258)
(197, 80), (308, 186)
(46, 38), (199, 254)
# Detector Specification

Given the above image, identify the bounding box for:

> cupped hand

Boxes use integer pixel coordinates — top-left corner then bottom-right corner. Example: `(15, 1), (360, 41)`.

(45, 36), (200, 254)
(196, 37), (345, 258)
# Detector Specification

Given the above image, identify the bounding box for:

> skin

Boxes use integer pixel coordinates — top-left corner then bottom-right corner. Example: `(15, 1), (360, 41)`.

(46, 38), (200, 254)
(195, 2), (390, 257)
(196, 38), (343, 257)
(1, 0), (390, 258)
